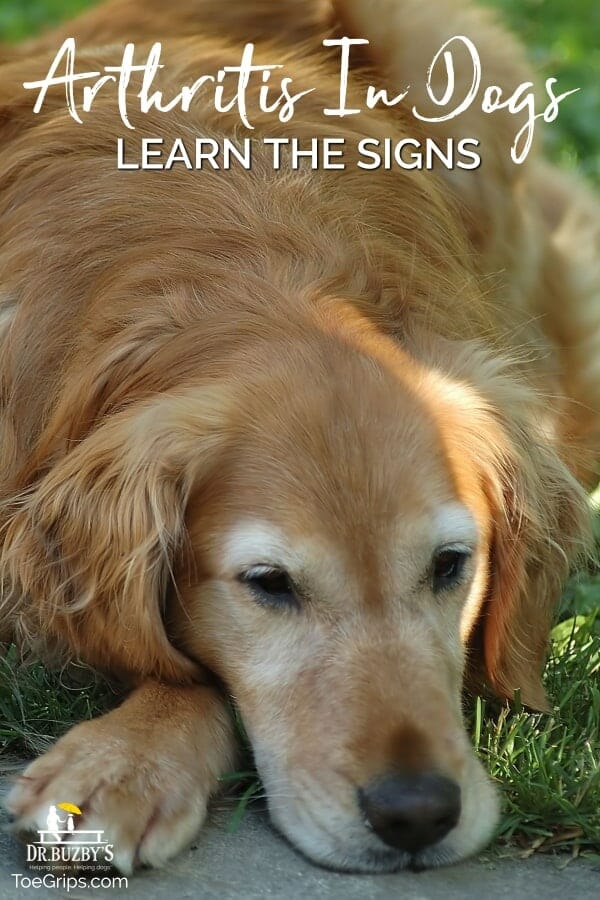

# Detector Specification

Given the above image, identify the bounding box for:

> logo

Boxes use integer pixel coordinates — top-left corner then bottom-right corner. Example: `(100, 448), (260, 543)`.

(25, 802), (114, 869)
(10, 801), (127, 892)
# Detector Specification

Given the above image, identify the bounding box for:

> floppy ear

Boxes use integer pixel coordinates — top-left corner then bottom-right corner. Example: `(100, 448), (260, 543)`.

(479, 435), (590, 711)
(467, 386), (590, 710)
(1, 388), (230, 681)
(427, 344), (592, 711)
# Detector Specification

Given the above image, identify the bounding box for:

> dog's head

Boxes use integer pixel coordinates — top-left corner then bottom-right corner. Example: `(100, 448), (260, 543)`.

(2, 299), (589, 872)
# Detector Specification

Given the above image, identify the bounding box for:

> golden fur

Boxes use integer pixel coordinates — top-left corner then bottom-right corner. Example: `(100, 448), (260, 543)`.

(1, 0), (599, 875)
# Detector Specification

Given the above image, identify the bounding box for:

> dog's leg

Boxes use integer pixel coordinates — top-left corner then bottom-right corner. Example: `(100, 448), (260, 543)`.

(6, 680), (237, 873)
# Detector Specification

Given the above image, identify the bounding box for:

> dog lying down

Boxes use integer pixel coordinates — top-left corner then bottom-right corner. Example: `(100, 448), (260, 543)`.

(1, 0), (599, 876)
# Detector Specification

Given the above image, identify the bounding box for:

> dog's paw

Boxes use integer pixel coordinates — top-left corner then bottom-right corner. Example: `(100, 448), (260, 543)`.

(6, 706), (216, 873)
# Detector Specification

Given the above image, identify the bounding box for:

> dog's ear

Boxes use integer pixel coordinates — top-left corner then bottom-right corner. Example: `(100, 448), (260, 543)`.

(1, 388), (230, 681)
(427, 345), (592, 711)
(462, 382), (590, 711)
(481, 433), (590, 711)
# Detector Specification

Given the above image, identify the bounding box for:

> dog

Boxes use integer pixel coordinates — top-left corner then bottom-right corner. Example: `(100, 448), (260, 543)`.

(1, 0), (598, 876)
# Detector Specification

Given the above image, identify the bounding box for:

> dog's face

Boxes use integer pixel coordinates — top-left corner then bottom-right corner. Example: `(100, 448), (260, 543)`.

(4, 303), (586, 872)
(169, 325), (500, 871)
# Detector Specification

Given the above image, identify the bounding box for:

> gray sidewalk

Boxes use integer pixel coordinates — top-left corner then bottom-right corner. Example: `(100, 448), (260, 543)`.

(1, 781), (598, 900)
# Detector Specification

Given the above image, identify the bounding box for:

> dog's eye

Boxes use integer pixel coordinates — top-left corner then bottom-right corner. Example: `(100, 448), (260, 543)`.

(239, 566), (298, 608)
(432, 547), (470, 593)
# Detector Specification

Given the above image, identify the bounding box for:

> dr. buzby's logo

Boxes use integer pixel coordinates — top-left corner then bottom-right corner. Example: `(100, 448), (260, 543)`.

(26, 802), (115, 866)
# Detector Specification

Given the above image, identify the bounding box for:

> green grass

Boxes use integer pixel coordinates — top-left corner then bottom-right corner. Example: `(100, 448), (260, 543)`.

(486, 0), (600, 184)
(0, 649), (118, 760)
(1, 0), (599, 862)
(474, 610), (600, 856)
(0, 0), (92, 41)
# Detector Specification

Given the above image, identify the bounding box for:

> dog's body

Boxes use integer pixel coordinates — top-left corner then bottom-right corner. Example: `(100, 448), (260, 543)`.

(1, 0), (598, 875)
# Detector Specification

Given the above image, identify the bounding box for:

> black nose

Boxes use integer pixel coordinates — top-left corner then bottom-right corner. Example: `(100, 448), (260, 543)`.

(359, 773), (461, 853)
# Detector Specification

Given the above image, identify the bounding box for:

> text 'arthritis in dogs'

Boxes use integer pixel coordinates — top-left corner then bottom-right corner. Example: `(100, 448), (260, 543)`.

(24, 36), (577, 164)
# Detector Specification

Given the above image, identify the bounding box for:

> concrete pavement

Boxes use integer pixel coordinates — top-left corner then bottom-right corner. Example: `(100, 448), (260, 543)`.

(1, 780), (598, 899)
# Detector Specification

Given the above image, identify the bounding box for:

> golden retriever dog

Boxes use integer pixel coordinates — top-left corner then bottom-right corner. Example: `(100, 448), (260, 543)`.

(1, 0), (599, 876)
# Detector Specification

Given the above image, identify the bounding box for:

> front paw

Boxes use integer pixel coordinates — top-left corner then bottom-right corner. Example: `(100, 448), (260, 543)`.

(6, 713), (213, 874)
